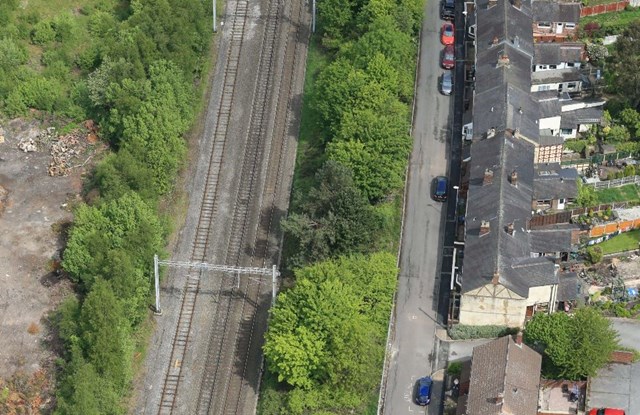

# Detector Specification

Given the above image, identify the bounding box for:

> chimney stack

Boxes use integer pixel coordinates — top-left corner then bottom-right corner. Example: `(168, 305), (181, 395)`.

(492, 35), (499, 45)
(516, 331), (523, 346)
(491, 271), (500, 285)
(511, 0), (522, 9)
(483, 168), (494, 185)
(497, 53), (510, 67)
(510, 170), (518, 187)
(495, 392), (504, 405)
(480, 220), (491, 236)
(506, 222), (515, 236)
(487, 0), (498, 8)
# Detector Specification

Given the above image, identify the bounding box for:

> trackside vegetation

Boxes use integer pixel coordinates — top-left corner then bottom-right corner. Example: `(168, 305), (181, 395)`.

(0, 0), (212, 413)
(260, 0), (423, 413)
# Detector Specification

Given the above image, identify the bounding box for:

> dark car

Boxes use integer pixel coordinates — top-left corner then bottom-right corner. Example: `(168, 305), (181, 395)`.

(440, 71), (453, 95)
(415, 376), (433, 405)
(440, 0), (455, 20)
(432, 176), (448, 202)
(441, 44), (455, 69)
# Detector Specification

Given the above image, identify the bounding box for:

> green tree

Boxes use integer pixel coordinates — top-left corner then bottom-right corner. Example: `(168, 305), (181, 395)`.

(586, 245), (603, 264)
(612, 21), (640, 110)
(281, 161), (381, 268)
(263, 253), (396, 410)
(576, 181), (597, 207)
(63, 192), (165, 291)
(80, 279), (134, 391)
(605, 124), (631, 142)
(619, 108), (640, 138)
(524, 308), (619, 379)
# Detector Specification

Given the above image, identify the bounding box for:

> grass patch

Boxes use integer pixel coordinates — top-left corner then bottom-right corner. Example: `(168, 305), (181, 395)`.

(290, 36), (330, 203)
(581, 8), (640, 35)
(594, 184), (640, 204)
(598, 229), (640, 254)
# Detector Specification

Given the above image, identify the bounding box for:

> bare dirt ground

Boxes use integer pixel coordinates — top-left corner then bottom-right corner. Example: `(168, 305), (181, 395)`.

(0, 117), (104, 412)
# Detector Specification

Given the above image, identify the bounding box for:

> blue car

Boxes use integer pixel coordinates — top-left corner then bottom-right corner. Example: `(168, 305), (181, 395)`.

(415, 376), (433, 406)
(432, 176), (449, 202)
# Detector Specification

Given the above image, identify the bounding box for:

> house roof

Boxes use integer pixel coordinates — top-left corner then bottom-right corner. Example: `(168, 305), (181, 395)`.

(533, 163), (579, 200)
(560, 106), (604, 129)
(462, 0), (566, 297)
(530, 226), (574, 252)
(538, 96), (562, 118)
(465, 335), (542, 415)
(557, 271), (586, 301)
(463, 131), (562, 296)
(531, 68), (584, 84)
(534, 42), (584, 65)
(532, 0), (581, 23)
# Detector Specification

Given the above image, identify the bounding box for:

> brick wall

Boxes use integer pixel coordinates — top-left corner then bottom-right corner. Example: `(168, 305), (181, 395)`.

(581, 0), (629, 17)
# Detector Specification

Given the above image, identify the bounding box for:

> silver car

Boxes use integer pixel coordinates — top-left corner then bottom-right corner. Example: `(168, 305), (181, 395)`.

(440, 72), (453, 95)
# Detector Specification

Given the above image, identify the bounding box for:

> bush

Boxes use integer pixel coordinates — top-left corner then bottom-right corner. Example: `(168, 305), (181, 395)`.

(447, 361), (462, 377)
(5, 77), (66, 114)
(31, 20), (56, 44)
(448, 325), (518, 340)
(587, 246), (603, 264)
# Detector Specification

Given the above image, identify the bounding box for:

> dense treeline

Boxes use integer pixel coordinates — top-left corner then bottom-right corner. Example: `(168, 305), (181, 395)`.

(261, 0), (422, 413)
(0, 0), (210, 413)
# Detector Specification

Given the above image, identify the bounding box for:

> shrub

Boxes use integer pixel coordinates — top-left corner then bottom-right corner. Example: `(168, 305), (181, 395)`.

(31, 20), (56, 45)
(582, 22), (601, 38)
(587, 246), (603, 264)
(448, 325), (518, 340)
(447, 361), (462, 377)
(5, 77), (65, 114)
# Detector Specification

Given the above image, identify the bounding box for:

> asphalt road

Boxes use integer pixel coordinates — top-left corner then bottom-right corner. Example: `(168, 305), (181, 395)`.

(381, 0), (457, 413)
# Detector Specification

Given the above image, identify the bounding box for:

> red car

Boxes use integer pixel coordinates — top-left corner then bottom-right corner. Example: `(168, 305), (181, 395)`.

(441, 23), (455, 45)
(589, 409), (626, 415)
(441, 44), (455, 69)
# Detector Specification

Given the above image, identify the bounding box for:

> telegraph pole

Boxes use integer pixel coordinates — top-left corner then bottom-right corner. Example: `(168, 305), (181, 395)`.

(312, 0), (316, 32)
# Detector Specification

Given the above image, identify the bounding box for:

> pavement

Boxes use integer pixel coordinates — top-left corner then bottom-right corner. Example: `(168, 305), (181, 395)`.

(585, 318), (640, 414)
(380, 0), (463, 413)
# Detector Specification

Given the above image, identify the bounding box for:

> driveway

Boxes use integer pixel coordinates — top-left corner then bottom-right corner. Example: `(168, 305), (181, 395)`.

(380, 0), (455, 413)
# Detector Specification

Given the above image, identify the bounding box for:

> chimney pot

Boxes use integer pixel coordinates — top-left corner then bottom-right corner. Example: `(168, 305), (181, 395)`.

(480, 220), (491, 236)
(510, 170), (518, 186)
(506, 222), (515, 235)
(516, 331), (523, 346)
(492, 36), (499, 45)
(483, 168), (494, 185)
(497, 53), (510, 67)
(491, 271), (500, 285)
(495, 392), (504, 405)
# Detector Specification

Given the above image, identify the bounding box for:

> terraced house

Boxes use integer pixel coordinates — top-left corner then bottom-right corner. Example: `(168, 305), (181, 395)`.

(456, 0), (589, 326)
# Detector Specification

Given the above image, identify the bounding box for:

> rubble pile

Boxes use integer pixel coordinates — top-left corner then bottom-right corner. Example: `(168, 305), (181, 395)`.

(48, 131), (86, 177)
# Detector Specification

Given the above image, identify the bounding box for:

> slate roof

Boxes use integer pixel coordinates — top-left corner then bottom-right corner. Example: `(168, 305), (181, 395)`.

(463, 0), (562, 296)
(534, 42), (584, 65)
(532, 0), (581, 23)
(538, 96), (561, 118)
(560, 106), (604, 129)
(531, 68), (584, 84)
(530, 226), (574, 252)
(533, 163), (578, 200)
(465, 335), (542, 415)
(557, 271), (586, 301)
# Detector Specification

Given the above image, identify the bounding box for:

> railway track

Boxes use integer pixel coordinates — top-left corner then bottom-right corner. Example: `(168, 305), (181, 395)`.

(157, 0), (250, 413)
(155, 0), (307, 413)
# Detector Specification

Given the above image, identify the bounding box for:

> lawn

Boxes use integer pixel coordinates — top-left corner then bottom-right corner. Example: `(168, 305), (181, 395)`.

(580, 8), (640, 34)
(598, 229), (640, 254)
(595, 184), (640, 204)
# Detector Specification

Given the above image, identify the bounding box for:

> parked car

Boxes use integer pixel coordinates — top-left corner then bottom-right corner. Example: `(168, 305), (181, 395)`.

(589, 409), (626, 415)
(432, 176), (449, 202)
(440, 0), (455, 20)
(440, 71), (453, 95)
(441, 44), (455, 69)
(441, 22), (455, 45)
(414, 376), (433, 405)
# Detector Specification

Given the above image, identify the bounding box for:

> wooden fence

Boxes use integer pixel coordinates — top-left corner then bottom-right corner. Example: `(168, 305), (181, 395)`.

(581, 0), (629, 17)
(528, 202), (630, 229)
